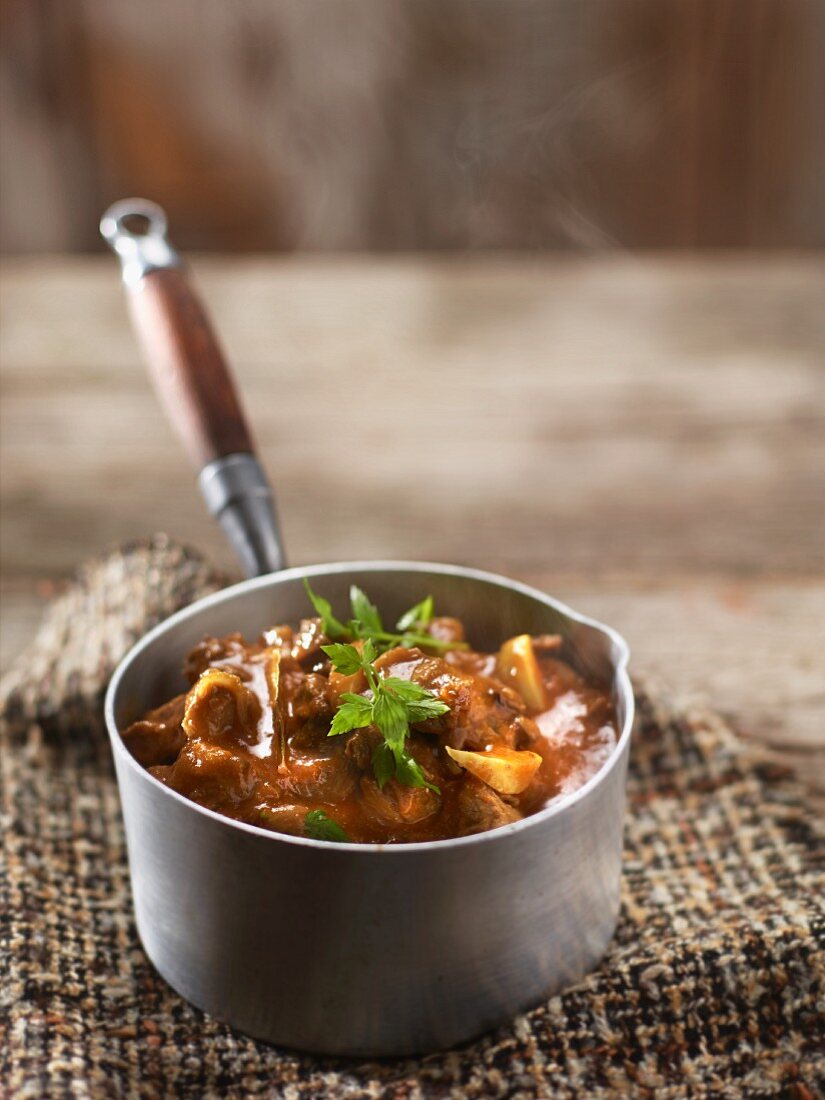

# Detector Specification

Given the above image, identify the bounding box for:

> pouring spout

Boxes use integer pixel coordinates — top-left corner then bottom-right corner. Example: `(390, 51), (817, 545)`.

(199, 454), (286, 577)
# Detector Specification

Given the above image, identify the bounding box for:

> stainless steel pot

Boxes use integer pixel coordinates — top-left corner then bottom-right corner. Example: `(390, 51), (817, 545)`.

(101, 202), (633, 1056)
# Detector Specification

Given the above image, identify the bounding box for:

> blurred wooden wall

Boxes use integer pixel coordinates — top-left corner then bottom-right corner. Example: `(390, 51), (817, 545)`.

(1, 0), (823, 252)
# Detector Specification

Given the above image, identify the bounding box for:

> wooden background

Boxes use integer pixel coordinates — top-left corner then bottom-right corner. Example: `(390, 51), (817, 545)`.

(1, 254), (823, 808)
(1, 5), (823, 802)
(2, 0), (824, 253)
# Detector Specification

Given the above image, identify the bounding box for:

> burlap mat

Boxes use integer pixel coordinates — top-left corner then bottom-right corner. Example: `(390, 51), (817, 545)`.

(1, 536), (822, 1099)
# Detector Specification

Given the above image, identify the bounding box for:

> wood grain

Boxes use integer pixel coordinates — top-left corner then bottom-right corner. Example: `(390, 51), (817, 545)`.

(1, 1), (823, 252)
(1, 255), (823, 806)
(126, 267), (255, 467)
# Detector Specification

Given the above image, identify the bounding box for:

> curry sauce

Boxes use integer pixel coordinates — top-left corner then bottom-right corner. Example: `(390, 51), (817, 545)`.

(123, 605), (617, 844)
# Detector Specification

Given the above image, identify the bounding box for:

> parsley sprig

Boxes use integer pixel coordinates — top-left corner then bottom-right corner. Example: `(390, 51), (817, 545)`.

(303, 579), (465, 653)
(323, 637), (448, 793)
(303, 580), (452, 792)
(304, 809), (350, 842)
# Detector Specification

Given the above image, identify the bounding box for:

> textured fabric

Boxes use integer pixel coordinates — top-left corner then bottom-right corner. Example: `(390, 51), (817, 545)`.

(1, 538), (823, 1099)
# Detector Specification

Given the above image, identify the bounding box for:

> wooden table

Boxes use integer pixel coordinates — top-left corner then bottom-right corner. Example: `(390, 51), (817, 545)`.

(2, 255), (823, 806)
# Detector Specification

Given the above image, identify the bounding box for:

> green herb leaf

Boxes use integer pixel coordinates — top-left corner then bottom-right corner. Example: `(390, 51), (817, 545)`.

(372, 690), (408, 753)
(303, 579), (450, 792)
(394, 749), (441, 793)
(328, 695), (373, 737)
(303, 578), (463, 653)
(350, 586), (383, 635)
(406, 698), (451, 723)
(339, 690), (373, 707)
(396, 595), (434, 632)
(321, 642), (366, 676)
(371, 742), (395, 789)
(381, 677), (449, 721)
(303, 579), (348, 639)
(304, 809), (350, 843)
(381, 677), (438, 702)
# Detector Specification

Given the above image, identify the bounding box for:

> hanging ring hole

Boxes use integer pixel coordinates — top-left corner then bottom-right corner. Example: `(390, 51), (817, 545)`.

(100, 199), (168, 248)
(119, 212), (153, 237)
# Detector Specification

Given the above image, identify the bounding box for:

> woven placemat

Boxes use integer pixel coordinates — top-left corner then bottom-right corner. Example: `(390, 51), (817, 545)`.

(1, 537), (823, 1099)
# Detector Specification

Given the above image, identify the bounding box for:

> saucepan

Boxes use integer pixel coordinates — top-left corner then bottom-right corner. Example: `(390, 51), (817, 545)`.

(101, 199), (633, 1057)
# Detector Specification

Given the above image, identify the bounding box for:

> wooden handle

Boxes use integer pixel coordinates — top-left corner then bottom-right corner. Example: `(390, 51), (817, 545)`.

(126, 266), (254, 468)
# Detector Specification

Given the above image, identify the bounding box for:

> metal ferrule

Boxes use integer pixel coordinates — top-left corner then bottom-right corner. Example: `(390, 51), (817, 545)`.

(198, 453), (286, 577)
(99, 199), (181, 285)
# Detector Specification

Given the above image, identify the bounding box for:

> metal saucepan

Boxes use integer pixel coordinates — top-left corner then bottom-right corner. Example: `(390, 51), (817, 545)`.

(100, 200), (633, 1057)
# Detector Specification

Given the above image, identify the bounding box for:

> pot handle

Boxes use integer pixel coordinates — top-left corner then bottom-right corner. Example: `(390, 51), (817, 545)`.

(100, 199), (286, 577)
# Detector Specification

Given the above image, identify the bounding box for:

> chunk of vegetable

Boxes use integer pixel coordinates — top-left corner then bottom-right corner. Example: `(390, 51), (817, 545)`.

(496, 634), (546, 710)
(444, 745), (542, 794)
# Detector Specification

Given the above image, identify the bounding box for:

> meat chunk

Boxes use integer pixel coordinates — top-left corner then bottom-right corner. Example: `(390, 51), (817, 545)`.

(283, 669), (336, 750)
(359, 775), (440, 827)
(426, 617), (465, 646)
(182, 668), (263, 746)
(184, 633), (250, 683)
(122, 695), (186, 767)
(455, 776), (522, 836)
(532, 634), (563, 655)
(254, 802), (313, 836)
(261, 624), (295, 653)
(374, 647), (534, 752)
(157, 739), (258, 810)
(344, 727), (381, 771)
(279, 748), (359, 803)
(288, 673), (332, 726)
(290, 618), (329, 667)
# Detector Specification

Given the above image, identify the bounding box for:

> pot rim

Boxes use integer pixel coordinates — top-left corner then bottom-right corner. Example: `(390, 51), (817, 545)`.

(104, 560), (633, 855)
